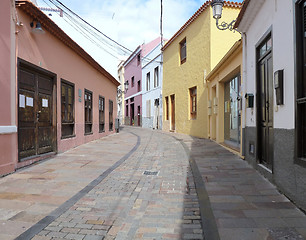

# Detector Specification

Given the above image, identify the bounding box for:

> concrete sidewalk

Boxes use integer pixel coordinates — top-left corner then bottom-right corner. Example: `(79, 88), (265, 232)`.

(171, 132), (306, 240)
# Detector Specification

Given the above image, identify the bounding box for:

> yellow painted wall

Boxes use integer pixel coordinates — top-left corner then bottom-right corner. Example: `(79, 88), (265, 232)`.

(162, 5), (241, 138)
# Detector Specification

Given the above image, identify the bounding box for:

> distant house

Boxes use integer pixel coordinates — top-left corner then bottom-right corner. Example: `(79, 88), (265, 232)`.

(117, 60), (126, 126)
(0, 0), (119, 176)
(162, 1), (241, 138)
(123, 39), (162, 127)
(142, 38), (165, 130)
(235, 0), (306, 211)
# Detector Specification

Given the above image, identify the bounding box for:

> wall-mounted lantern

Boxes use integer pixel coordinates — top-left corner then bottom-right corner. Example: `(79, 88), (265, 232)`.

(30, 20), (45, 34)
(210, 0), (240, 33)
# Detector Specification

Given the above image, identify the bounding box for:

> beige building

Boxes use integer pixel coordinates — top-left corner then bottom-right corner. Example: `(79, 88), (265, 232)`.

(206, 40), (243, 155)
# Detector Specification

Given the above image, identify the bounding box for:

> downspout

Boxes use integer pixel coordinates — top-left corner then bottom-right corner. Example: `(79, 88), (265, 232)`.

(241, 32), (247, 157)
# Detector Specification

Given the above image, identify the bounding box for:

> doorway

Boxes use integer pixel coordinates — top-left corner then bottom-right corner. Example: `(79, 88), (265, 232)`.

(130, 103), (134, 125)
(137, 105), (140, 126)
(170, 94), (175, 131)
(257, 35), (273, 170)
(224, 75), (241, 150)
(18, 60), (56, 160)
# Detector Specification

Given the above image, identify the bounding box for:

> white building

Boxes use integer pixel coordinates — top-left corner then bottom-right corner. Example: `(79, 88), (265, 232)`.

(141, 40), (164, 129)
(235, 0), (306, 211)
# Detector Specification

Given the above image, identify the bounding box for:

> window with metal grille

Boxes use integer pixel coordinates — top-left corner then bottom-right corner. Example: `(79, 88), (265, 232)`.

(99, 96), (105, 132)
(84, 89), (93, 134)
(61, 80), (75, 138)
(109, 100), (113, 131)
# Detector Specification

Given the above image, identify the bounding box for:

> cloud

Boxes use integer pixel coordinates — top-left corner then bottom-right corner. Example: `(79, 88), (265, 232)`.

(35, 0), (209, 77)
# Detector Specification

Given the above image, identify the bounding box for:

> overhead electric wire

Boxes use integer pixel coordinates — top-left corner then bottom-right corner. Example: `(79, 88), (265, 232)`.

(49, 0), (133, 54)
(43, 0), (163, 64)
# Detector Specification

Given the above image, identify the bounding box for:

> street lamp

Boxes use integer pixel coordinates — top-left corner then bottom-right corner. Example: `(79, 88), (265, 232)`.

(210, 0), (240, 33)
(117, 81), (129, 98)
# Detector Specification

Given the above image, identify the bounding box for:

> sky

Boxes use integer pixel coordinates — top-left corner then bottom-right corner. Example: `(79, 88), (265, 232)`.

(35, 0), (243, 78)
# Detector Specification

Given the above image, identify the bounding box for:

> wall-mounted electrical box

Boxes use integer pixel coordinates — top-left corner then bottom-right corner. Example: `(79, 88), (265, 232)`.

(274, 69), (284, 105)
(245, 93), (254, 108)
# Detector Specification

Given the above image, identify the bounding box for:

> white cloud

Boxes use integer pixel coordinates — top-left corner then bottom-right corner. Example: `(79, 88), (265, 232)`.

(36, 0), (206, 77)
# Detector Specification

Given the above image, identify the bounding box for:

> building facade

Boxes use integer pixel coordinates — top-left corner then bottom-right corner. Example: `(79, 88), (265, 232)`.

(0, 0), (17, 176)
(206, 40), (243, 155)
(162, 1), (241, 138)
(235, 0), (306, 211)
(141, 39), (164, 129)
(0, 0), (118, 176)
(123, 46), (142, 126)
(117, 60), (125, 126)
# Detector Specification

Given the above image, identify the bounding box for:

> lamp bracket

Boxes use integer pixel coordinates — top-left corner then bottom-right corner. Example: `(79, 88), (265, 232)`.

(216, 19), (241, 33)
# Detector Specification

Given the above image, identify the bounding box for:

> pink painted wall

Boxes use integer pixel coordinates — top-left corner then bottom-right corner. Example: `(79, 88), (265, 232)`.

(0, 0), (17, 176)
(124, 50), (143, 122)
(17, 11), (118, 154)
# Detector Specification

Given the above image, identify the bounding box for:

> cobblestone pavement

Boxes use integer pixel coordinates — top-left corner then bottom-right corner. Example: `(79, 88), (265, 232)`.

(29, 127), (203, 240)
(1, 126), (306, 240)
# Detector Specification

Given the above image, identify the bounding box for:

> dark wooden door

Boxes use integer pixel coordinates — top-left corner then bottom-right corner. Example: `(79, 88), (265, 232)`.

(137, 105), (140, 126)
(258, 54), (273, 169)
(18, 67), (54, 160)
(171, 95), (175, 131)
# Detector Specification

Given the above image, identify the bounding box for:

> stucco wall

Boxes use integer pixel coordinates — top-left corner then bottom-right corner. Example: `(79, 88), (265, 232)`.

(142, 44), (163, 130)
(241, 0), (306, 211)
(0, 0), (17, 176)
(17, 11), (117, 153)
(162, 6), (240, 138)
(243, 0), (295, 129)
(124, 49), (142, 124)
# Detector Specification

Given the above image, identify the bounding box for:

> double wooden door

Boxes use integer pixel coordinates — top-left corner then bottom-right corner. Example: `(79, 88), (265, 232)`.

(257, 37), (273, 170)
(18, 65), (55, 160)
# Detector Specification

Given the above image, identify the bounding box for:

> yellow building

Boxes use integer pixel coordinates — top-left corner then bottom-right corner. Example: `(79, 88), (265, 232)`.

(162, 1), (241, 138)
(206, 40), (242, 155)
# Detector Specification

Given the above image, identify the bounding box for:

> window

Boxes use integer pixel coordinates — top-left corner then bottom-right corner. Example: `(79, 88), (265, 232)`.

(189, 87), (197, 119)
(137, 80), (141, 92)
(61, 80), (74, 138)
(296, 0), (306, 161)
(180, 38), (186, 64)
(146, 72), (150, 91)
(99, 96), (105, 132)
(154, 66), (159, 88)
(84, 89), (93, 134)
(165, 96), (169, 120)
(131, 76), (135, 87)
(109, 100), (113, 131)
(137, 54), (141, 65)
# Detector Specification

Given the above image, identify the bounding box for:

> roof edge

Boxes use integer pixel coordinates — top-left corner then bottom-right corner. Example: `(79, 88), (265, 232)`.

(16, 0), (119, 86)
(162, 1), (242, 51)
(206, 39), (242, 81)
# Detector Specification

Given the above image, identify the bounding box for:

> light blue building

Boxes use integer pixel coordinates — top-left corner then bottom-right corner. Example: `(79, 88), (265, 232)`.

(141, 38), (165, 129)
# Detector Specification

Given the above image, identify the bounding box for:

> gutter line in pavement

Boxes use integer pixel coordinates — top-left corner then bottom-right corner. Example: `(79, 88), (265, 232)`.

(15, 133), (141, 240)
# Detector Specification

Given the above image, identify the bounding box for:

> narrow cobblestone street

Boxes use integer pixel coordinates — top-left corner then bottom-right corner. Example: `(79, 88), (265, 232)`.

(0, 127), (306, 240)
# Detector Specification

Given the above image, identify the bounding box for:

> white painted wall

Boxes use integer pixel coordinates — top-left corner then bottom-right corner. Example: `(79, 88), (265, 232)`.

(242, 0), (295, 129)
(141, 43), (163, 129)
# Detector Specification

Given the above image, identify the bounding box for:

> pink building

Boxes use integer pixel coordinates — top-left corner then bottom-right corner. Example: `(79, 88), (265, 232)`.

(124, 46), (143, 126)
(0, 0), (17, 175)
(123, 38), (162, 126)
(0, 0), (119, 176)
